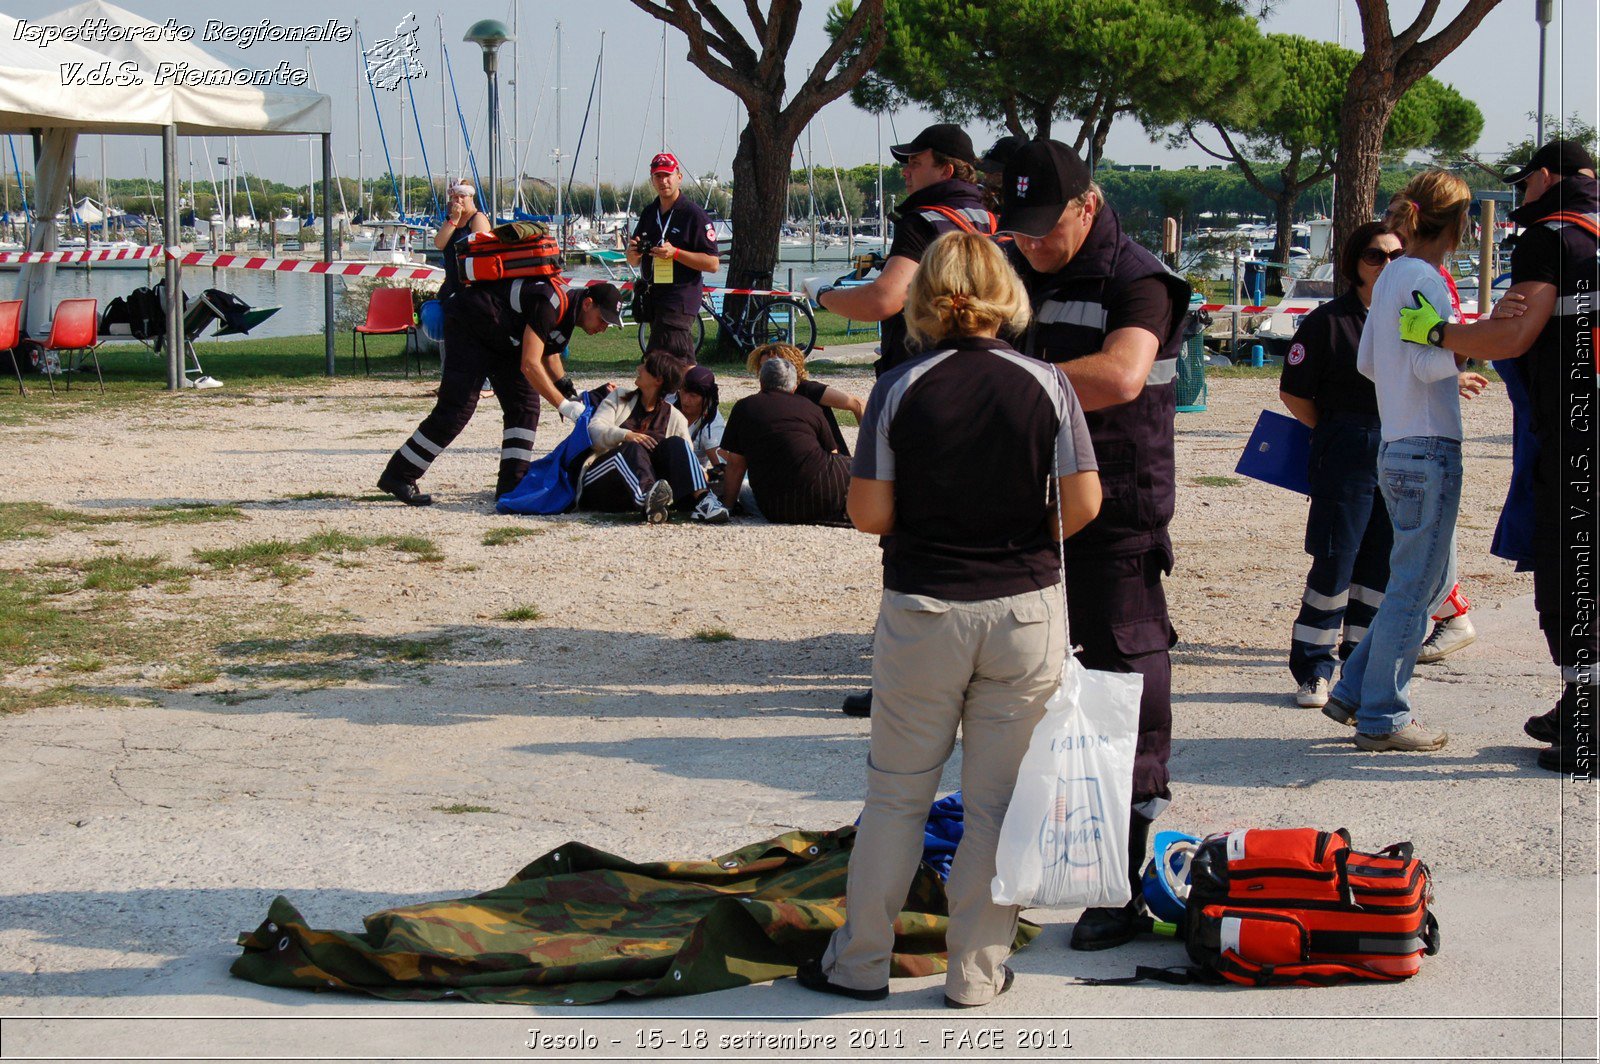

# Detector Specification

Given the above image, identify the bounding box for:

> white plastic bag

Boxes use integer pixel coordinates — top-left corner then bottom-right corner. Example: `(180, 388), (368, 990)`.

(991, 654), (1143, 909)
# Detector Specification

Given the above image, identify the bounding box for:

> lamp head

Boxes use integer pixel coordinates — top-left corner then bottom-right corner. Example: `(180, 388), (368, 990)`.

(464, 19), (514, 71)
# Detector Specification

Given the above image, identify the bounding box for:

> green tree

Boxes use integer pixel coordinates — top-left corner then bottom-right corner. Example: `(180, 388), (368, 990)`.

(1185, 34), (1481, 265)
(1493, 111), (1599, 173)
(1332, 0), (1503, 288)
(829, 0), (1269, 165)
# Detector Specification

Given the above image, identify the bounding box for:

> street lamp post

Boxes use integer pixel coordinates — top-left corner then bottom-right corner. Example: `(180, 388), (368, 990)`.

(1535, 0), (1553, 148)
(464, 18), (514, 222)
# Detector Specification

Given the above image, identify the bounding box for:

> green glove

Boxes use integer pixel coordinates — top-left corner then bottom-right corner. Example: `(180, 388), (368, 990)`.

(1398, 290), (1447, 347)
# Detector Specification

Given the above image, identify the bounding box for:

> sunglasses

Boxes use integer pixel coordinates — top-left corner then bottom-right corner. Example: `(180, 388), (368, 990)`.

(1359, 247), (1406, 266)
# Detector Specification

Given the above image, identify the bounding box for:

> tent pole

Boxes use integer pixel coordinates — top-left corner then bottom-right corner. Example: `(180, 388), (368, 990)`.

(162, 125), (181, 392)
(323, 133), (335, 376)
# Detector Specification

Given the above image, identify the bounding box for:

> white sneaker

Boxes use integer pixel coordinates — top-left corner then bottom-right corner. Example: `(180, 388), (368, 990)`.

(691, 493), (730, 524)
(1295, 677), (1330, 708)
(1417, 614), (1476, 664)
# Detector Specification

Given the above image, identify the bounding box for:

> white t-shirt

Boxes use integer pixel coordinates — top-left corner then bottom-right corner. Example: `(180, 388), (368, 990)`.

(1357, 256), (1462, 442)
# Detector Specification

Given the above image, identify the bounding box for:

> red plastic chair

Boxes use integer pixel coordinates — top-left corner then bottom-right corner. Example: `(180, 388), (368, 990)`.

(45, 298), (100, 394)
(0, 299), (23, 395)
(353, 287), (418, 376)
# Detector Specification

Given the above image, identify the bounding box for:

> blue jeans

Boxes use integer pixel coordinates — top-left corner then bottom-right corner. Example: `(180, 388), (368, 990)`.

(1331, 437), (1461, 735)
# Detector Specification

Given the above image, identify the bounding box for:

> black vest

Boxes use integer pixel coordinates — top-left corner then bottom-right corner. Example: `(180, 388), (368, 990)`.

(1008, 207), (1191, 553)
(878, 180), (995, 377)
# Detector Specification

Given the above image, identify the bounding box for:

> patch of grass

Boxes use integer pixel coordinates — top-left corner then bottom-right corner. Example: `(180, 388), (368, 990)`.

(0, 500), (242, 541)
(157, 661), (221, 690)
(1208, 364), (1283, 380)
(61, 554), (191, 593)
(499, 605), (542, 622)
(482, 525), (545, 547)
(195, 530), (442, 572)
(281, 491), (354, 501)
(0, 684), (132, 715)
(0, 502), (103, 542)
(60, 655), (106, 674)
(1192, 475), (1243, 488)
(434, 804), (499, 815)
(208, 689), (272, 706)
(692, 628), (736, 643)
(218, 631), (457, 686)
(141, 503), (245, 525)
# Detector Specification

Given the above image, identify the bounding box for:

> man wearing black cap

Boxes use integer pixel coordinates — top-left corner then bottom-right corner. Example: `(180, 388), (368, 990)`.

(999, 138), (1192, 950)
(628, 152), (720, 354)
(1394, 138), (1598, 776)
(378, 280), (625, 506)
(807, 123), (997, 719)
(807, 123), (996, 379)
(977, 135), (1026, 214)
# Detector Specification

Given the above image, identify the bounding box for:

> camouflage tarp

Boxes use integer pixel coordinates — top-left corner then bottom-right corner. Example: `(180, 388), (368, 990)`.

(233, 825), (1041, 1006)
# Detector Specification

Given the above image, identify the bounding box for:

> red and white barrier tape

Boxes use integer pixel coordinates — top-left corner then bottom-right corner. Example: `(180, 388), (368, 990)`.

(1199, 301), (1480, 321)
(0, 245), (163, 264)
(171, 250), (442, 280)
(0, 246), (806, 294)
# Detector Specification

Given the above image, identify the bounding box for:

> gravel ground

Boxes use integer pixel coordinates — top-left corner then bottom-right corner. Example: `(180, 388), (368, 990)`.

(0, 361), (1593, 1060)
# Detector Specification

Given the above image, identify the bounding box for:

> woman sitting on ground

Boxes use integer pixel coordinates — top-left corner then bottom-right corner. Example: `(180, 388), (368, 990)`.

(576, 349), (730, 524)
(717, 356), (853, 525)
(747, 343), (865, 455)
(671, 364), (725, 479)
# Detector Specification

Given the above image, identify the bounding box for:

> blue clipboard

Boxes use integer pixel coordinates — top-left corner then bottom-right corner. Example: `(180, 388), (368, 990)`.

(1235, 409), (1312, 496)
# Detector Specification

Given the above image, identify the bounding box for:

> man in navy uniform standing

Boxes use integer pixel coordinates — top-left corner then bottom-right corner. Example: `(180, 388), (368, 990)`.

(999, 139), (1192, 950)
(627, 152), (720, 354)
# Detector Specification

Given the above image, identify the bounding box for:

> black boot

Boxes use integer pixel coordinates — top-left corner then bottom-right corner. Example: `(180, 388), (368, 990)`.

(841, 691), (872, 717)
(377, 472), (433, 507)
(1538, 685), (1595, 774)
(1069, 811), (1153, 951)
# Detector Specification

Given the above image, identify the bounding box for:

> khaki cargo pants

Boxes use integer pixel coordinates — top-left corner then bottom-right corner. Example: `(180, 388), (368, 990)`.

(820, 585), (1065, 1005)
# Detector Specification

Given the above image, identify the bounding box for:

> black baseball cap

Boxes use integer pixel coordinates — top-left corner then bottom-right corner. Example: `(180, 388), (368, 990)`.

(583, 282), (624, 327)
(977, 135), (1026, 174)
(1504, 139), (1597, 184)
(889, 123), (977, 166)
(999, 139), (1093, 238)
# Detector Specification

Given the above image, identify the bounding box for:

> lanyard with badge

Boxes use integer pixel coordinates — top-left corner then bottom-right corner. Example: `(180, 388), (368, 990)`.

(651, 205), (677, 285)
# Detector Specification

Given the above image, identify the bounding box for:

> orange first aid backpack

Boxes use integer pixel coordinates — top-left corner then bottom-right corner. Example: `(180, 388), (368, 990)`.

(1181, 827), (1440, 986)
(458, 221), (564, 286)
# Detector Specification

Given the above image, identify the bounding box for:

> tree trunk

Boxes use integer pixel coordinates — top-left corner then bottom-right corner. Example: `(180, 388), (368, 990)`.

(713, 116), (793, 362)
(1333, 58), (1397, 293)
(1272, 186), (1296, 269)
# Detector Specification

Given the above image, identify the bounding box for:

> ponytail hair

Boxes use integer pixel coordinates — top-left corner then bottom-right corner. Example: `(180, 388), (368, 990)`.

(1385, 170), (1471, 249)
(904, 231), (1031, 348)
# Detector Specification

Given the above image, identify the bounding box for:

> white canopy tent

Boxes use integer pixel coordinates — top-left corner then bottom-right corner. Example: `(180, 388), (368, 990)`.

(0, 3), (334, 386)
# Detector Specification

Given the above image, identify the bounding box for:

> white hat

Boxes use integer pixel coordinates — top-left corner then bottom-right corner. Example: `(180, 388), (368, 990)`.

(449, 181), (476, 196)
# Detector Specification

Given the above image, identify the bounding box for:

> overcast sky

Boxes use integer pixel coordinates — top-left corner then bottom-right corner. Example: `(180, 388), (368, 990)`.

(4, 0), (1596, 190)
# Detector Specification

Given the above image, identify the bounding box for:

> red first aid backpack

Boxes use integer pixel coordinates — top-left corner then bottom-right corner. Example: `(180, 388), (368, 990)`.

(1184, 827), (1440, 986)
(458, 221), (564, 286)
(1085, 827), (1440, 989)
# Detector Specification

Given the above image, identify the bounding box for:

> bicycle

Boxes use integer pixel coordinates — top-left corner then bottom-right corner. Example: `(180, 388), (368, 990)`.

(636, 287), (816, 358)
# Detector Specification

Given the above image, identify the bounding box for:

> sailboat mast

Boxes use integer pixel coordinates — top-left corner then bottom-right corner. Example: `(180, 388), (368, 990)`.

(808, 124), (816, 263)
(876, 111), (885, 251)
(595, 31), (604, 230)
(355, 20), (364, 216)
(554, 21), (563, 246)
(660, 29), (667, 149)
(511, 1), (521, 214)
(397, 74), (406, 218)
(435, 16), (448, 185)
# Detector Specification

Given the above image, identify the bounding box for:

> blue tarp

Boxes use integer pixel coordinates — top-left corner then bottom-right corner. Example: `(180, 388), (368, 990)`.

(495, 396), (599, 515)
